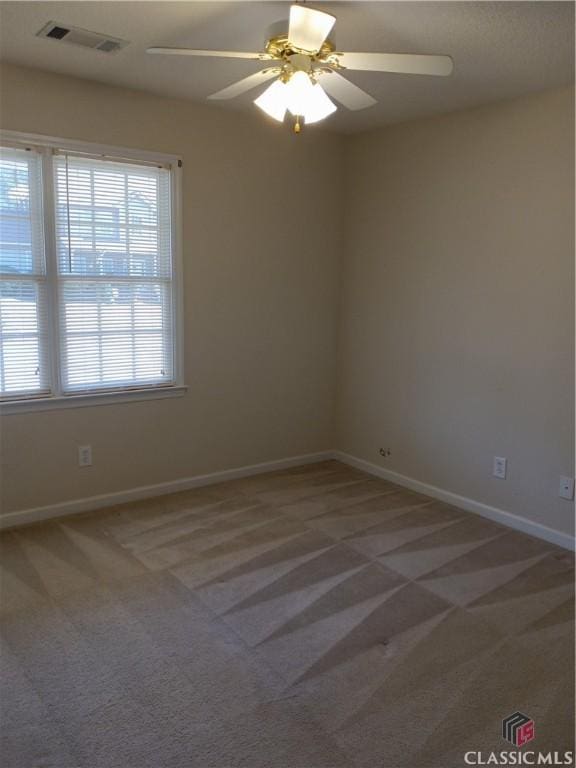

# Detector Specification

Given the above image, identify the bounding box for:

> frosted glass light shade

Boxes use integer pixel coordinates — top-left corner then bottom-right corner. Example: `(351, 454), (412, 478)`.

(254, 72), (337, 126)
(285, 72), (336, 123)
(284, 71), (316, 116)
(300, 83), (337, 123)
(254, 80), (288, 122)
(288, 5), (336, 53)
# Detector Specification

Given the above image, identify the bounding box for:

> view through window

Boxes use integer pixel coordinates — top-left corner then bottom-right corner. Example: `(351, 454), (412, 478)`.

(0, 140), (179, 403)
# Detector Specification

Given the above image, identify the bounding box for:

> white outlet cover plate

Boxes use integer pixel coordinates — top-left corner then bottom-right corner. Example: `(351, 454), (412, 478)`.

(493, 456), (507, 479)
(78, 445), (92, 467)
(559, 476), (575, 500)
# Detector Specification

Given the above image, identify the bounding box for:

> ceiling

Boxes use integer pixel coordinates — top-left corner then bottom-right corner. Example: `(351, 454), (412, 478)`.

(0, 1), (574, 133)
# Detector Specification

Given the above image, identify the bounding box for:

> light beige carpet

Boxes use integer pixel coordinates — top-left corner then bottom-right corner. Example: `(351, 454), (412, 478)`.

(1, 460), (574, 768)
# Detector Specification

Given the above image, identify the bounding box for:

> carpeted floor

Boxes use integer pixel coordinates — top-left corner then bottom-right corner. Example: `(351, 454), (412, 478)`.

(1, 460), (574, 768)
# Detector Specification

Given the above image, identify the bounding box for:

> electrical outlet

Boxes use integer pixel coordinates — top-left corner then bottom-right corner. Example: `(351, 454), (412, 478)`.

(78, 445), (92, 467)
(559, 476), (574, 500)
(493, 456), (507, 479)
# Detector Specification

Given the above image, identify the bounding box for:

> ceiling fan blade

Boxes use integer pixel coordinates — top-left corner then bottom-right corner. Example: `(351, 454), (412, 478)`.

(288, 5), (336, 53)
(146, 47), (267, 60)
(335, 52), (453, 76)
(208, 69), (279, 100)
(317, 71), (376, 111)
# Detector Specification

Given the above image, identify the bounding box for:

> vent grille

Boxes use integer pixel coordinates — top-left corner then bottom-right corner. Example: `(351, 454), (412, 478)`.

(37, 21), (128, 54)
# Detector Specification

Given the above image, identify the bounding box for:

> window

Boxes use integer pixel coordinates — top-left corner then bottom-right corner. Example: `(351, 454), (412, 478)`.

(0, 147), (49, 398)
(0, 133), (183, 409)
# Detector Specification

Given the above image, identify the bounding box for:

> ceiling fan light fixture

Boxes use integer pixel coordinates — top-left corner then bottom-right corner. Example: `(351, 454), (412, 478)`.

(254, 79), (288, 122)
(149, 3), (455, 132)
(284, 70), (316, 116)
(288, 5), (336, 54)
(254, 72), (337, 128)
(285, 71), (336, 124)
(298, 83), (337, 124)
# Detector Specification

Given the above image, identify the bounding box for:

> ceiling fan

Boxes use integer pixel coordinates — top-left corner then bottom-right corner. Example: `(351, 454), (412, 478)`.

(147, 4), (453, 132)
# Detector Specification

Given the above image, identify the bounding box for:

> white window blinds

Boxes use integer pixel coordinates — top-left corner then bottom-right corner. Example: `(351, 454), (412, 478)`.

(0, 136), (180, 405)
(54, 154), (174, 394)
(0, 146), (51, 398)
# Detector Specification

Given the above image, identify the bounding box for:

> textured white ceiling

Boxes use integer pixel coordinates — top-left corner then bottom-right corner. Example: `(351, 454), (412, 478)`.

(0, 1), (574, 133)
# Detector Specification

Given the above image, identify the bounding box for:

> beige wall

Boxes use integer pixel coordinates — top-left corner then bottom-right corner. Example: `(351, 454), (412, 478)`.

(1, 64), (573, 540)
(0, 63), (343, 512)
(338, 87), (575, 536)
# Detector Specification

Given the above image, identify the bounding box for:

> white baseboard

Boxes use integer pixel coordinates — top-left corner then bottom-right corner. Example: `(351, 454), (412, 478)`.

(3, 448), (574, 552)
(0, 451), (334, 531)
(335, 451), (575, 552)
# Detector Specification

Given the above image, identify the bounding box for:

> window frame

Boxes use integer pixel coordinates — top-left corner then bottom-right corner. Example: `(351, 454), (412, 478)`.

(0, 130), (186, 413)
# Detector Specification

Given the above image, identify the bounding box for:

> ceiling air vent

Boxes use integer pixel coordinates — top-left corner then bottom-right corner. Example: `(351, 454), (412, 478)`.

(37, 21), (128, 54)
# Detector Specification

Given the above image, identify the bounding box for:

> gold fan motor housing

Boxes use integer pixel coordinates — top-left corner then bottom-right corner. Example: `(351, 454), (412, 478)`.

(264, 34), (336, 62)
(261, 35), (340, 133)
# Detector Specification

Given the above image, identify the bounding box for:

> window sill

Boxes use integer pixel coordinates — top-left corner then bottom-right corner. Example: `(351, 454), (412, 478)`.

(0, 385), (188, 414)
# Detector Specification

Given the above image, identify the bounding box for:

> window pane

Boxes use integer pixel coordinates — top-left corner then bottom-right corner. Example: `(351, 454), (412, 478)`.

(54, 156), (171, 279)
(0, 147), (50, 399)
(0, 280), (50, 396)
(0, 147), (45, 275)
(59, 281), (174, 393)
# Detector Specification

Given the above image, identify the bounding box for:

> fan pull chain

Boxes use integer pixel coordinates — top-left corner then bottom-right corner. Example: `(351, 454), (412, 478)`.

(294, 115), (302, 133)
